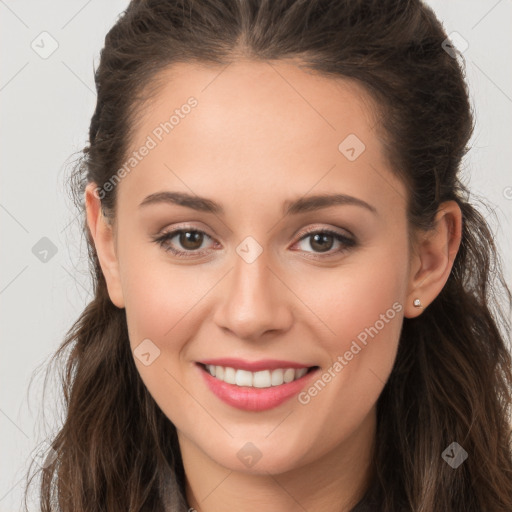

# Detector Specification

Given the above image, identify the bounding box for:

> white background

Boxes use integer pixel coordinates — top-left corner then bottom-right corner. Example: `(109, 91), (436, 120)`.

(1, 1), (511, 510)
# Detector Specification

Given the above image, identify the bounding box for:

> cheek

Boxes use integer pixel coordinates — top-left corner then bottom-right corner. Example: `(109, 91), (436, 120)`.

(293, 247), (406, 413)
(119, 254), (209, 428)
(118, 232), (407, 455)
(121, 233), (407, 357)
(301, 251), (406, 352)
(117, 230), (209, 342)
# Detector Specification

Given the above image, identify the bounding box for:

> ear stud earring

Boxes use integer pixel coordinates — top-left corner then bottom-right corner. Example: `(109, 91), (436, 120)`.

(413, 298), (423, 308)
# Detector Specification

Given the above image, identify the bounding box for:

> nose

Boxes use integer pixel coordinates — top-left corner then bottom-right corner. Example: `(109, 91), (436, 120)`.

(212, 250), (293, 341)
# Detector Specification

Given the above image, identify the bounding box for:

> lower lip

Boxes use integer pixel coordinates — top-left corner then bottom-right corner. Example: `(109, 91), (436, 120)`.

(197, 364), (318, 411)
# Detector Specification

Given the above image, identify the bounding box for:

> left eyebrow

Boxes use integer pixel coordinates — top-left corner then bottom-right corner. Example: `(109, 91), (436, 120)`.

(282, 193), (378, 216)
(138, 191), (378, 216)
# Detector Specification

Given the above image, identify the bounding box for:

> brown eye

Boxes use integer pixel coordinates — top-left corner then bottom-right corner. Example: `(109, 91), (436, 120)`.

(152, 225), (356, 260)
(178, 230), (204, 251)
(294, 228), (356, 258)
(153, 228), (214, 257)
(309, 232), (335, 252)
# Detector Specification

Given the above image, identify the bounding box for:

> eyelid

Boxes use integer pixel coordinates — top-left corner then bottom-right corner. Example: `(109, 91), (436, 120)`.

(155, 222), (354, 243)
(152, 224), (216, 256)
(293, 223), (354, 240)
(290, 225), (356, 259)
(153, 222), (356, 258)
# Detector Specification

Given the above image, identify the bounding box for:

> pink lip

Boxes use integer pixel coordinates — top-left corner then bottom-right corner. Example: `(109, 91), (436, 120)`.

(198, 357), (312, 372)
(196, 363), (319, 412)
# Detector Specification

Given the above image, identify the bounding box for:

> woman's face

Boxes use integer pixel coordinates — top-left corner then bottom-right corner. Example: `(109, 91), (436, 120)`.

(88, 60), (419, 475)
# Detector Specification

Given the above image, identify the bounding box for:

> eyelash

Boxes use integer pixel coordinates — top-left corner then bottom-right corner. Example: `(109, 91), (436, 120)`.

(151, 225), (357, 260)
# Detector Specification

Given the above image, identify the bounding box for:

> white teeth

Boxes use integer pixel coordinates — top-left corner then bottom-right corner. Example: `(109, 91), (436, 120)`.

(204, 364), (310, 387)
(271, 369), (284, 386)
(283, 368), (295, 383)
(235, 369), (253, 386)
(253, 370), (271, 388)
(224, 366), (236, 384)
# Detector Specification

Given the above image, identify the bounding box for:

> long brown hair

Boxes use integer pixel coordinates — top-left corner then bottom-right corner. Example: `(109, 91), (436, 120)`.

(23, 1), (512, 510)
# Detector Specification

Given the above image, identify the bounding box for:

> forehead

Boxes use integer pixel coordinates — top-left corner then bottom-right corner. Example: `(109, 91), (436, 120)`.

(132, 59), (381, 149)
(117, 59), (406, 218)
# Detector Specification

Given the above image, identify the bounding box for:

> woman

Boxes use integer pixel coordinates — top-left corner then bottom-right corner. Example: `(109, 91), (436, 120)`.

(24, 1), (512, 511)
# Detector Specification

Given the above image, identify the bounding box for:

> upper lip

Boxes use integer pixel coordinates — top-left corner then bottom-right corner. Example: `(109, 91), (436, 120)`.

(198, 358), (315, 372)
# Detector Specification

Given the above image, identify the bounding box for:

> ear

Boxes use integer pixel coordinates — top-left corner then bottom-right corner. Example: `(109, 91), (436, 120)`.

(404, 200), (462, 318)
(84, 182), (125, 309)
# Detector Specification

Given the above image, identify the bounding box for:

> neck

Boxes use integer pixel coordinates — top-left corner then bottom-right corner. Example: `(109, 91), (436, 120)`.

(179, 407), (377, 512)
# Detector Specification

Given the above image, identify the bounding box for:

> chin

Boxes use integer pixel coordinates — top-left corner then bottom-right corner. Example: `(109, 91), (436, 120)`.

(203, 439), (312, 476)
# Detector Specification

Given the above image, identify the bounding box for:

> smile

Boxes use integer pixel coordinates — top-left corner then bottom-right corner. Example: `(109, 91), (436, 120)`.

(196, 361), (320, 411)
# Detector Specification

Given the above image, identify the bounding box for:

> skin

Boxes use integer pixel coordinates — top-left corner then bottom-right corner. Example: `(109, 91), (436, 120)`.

(85, 59), (462, 512)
